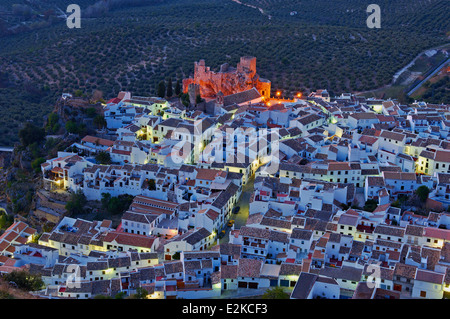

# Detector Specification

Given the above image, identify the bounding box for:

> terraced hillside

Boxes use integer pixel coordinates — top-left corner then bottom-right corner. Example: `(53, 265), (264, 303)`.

(0, 0), (448, 145)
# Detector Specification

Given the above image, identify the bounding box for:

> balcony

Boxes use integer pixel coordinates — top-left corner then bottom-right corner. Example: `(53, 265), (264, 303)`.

(327, 258), (343, 267)
(357, 224), (374, 234)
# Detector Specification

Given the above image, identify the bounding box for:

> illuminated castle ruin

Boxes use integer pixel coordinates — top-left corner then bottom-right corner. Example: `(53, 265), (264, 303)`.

(183, 56), (271, 100)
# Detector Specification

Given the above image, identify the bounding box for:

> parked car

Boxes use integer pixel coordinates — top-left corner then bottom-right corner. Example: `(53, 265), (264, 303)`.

(218, 230), (226, 238)
(227, 220), (235, 227)
(232, 206), (240, 214)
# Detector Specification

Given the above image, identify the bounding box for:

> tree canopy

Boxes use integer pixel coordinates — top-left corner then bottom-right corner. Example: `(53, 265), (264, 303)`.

(157, 80), (166, 98)
(4, 270), (44, 292)
(101, 193), (134, 215)
(95, 151), (112, 165)
(261, 286), (290, 299)
(415, 185), (430, 203)
(65, 190), (87, 215)
(18, 123), (45, 147)
(166, 78), (173, 98)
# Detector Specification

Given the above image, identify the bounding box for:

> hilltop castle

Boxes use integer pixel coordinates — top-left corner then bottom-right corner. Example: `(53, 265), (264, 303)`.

(182, 56), (271, 100)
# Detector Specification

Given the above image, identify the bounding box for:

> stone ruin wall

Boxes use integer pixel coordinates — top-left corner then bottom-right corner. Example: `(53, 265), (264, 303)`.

(182, 57), (271, 100)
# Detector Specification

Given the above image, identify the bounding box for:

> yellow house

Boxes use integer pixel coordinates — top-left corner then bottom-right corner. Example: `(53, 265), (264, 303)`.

(417, 149), (450, 175)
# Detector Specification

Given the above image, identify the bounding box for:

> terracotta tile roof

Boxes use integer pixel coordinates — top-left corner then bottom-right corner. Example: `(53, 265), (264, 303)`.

(279, 263), (303, 276)
(219, 243), (241, 259)
(237, 258), (263, 278)
(367, 176), (385, 187)
(221, 264), (238, 279)
(164, 260), (184, 274)
(319, 265), (363, 281)
(415, 269), (444, 284)
(291, 228), (313, 241)
(81, 135), (115, 147)
(338, 214), (359, 227)
(382, 171), (417, 181)
(424, 227), (450, 241)
(379, 130), (405, 142)
(434, 150), (450, 163)
(239, 226), (271, 240)
(394, 263), (417, 279)
(374, 225), (405, 237)
(405, 225), (425, 237)
(103, 231), (156, 250)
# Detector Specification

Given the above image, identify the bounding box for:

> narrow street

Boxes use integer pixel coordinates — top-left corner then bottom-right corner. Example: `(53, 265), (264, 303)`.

(219, 175), (255, 245)
(234, 175), (255, 228)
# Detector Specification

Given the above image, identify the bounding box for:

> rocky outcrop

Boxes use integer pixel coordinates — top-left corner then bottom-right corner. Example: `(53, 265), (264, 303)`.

(183, 56), (271, 100)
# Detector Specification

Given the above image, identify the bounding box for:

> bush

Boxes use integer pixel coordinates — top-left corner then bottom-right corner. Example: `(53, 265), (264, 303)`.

(147, 179), (156, 190)
(101, 193), (134, 215)
(86, 107), (97, 118)
(0, 209), (13, 230)
(95, 151), (111, 165)
(172, 252), (180, 260)
(415, 186), (430, 203)
(0, 290), (14, 299)
(46, 112), (59, 133)
(363, 199), (378, 212)
(93, 115), (107, 129)
(65, 190), (87, 215)
(128, 287), (148, 299)
(262, 286), (289, 299)
(114, 291), (127, 299)
(31, 157), (46, 173)
(18, 123), (45, 147)
(3, 270), (44, 291)
(65, 121), (78, 134)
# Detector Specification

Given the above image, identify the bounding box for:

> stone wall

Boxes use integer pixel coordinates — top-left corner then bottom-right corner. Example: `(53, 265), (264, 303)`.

(183, 57), (271, 100)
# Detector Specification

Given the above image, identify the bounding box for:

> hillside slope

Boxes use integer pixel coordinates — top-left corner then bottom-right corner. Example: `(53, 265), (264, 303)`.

(0, 0), (448, 145)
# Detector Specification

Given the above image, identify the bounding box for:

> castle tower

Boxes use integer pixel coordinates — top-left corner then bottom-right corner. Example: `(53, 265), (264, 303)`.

(238, 56), (257, 76)
(212, 91), (224, 116)
(216, 91), (224, 105)
(183, 56), (270, 99)
(188, 83), (200, 106)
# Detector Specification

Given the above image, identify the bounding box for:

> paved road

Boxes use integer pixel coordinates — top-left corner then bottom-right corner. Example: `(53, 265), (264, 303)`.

(407, 57), (450, 96)
(234, 175), (255, 228)
(219, 175), (255, 245)
(393, 42), (450, 84)
(0, 147), (13, 152)
(354, 187), (366, 208)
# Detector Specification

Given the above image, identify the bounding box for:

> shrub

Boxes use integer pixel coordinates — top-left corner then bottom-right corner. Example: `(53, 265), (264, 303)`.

(3, 270), (44, 292)
(262, 286), (289, 299)
(415, 186), (430, 203)
(95, 151), (112, 165)
(363, 199), (378, 212)
(19, 123), (45, 147)
(31, 157), (46, 173)
(65, 190), (87, 215)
